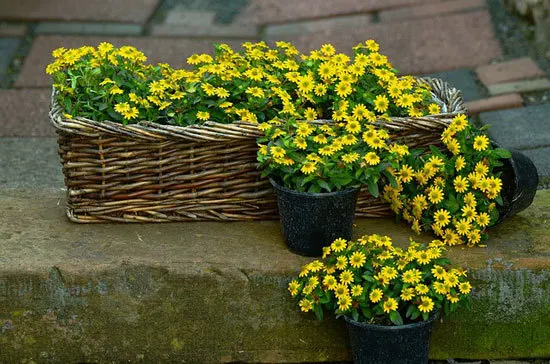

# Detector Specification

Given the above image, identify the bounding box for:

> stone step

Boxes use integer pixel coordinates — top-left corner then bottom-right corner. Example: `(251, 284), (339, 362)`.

(0, 187), (549, 362)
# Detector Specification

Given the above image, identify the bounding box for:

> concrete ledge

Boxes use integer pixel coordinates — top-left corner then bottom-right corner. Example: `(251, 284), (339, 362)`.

(1, 188), (549, 362)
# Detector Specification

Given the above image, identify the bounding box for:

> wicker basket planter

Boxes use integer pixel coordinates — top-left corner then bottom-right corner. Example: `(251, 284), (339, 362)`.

(49, 77), (465, 223)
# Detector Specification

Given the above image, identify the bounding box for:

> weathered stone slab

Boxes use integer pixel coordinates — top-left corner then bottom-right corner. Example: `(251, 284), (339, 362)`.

(264, 14), (373, 38)
(0, 188), (549, 362)
(266, 10), (501, 75)
(151, 24), (258, 39)
(0, 38), (20, 82)
(0, 89), (55, 137)
(487, 78), (550, 96)
(479, 104), (550, 150)
(0, 23), (27, 37)
(423, 69), (484, 101)
(15, 36), (246, 88)
(0, 0), (160, 24)
(34, 22), (142, 36)
(0, 139), (63, 188)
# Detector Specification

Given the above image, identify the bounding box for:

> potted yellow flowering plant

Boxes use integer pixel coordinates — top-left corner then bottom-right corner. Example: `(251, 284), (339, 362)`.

(255, 40), (438, 256)
(288, 234), (471, 363)
(384, 114), (538, 246)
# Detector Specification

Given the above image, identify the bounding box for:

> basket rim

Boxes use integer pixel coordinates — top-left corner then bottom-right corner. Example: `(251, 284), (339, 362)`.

(49, 77), (466, 141)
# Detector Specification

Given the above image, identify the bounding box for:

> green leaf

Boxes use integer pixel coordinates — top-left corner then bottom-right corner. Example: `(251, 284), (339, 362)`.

(494, 148), (512, 159)
(318, 180), (332, 192)
(352, 308), (359, 322)
(422, 312), (429, 321)
(314, 304), (324, 320)
(389, 311), (404, 326)
(362, 306), (372, 319)
(406, 304), (415, 318)
(410, 308), (420, 321)
(367, 179), (379, 198)
(444, 193), (460, 214)
(495, 195), (504, 206)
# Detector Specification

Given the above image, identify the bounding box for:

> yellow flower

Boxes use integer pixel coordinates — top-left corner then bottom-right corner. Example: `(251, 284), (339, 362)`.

(459, 281), (472, 294)
(446, 138), (461, 155)
(445, 273), (460, 288)
(314, 84), (327, 96)
(428, 186), (444, 204)
(369, 288), (383, 303)
(295, 137), (308, 149)
(297, 75), (315, 94)
(121, 107), (139, 120)
(270, 146), (286, 159)
(336, 256), (348, 270)
(475, 162), (489, 176)
(447, 292), (460, 304)
(351, 284), (364, 297)
(244, 67), (264, 81)
(434, 209), (451, 227)
(416, 251), (431, 265)
(304, 107), (318, 121)
(363, 152), (380, 166)
(467, 229), (481, 245)
(342, 152), (359, 164)
(340, 270), (354, 285)
(365, 39), (379, 52)
(418, 296), (434, 313)
(197, 111), (210, 121)
(415, 284), (429, 295)
(322, 275), (336, 290)
(454, 175), (469, 193)
(335, 82), (352, 97)
(454, 218), (471, 236)
(109, 85), (123, 95)
(431, 265), (447, 280)
(473, 135), (490, 151)
(397, 93), (414, 108)
(477, 212), (490, 227)
(463, 192), (477, 207)
(299, 298), (313, 312)
(349, 251), (366, 268)
(428, 103), (441, 114)
(320, 43), (336, 56)
(334, 283), (349, 298)
(455, 156), (466, 171)
(246, 86), (265, 98)
(433, 281), (448, 295)
(381, 266), (398, 280)
(345, 119), (361, 134)
(288, 280), (300, 296)
(301, 161), (317, 175)
(451, 114), (468, 131)
(114, 102), (131, 114)
(398, 164), (414, 183)
(461, 205), (477, 221)
(338, 295), (352, 311)
(331, 238), (347, 252)
(373, 94), (389, 113)
(402, 268), (422, 284)
(401, 288), (415, 301)
(296, 122), (314, 137)
(383, 297), (398, 313)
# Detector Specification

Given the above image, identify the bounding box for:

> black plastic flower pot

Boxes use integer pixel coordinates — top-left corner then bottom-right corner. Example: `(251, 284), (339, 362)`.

(496, 147), (539, 223)
(269, 178), (359, 257)
(344, 314), (438, 364)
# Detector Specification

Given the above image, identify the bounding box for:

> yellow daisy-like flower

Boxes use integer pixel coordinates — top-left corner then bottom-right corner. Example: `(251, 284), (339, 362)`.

(373, 94), (389, 113)
(338, 295), (352, 311)
(432, 265), (447, 280)
(434, 209), (451, 227)
(314, 84), (327, 96)
(415, 284), (429, 295)
(114, 102), (131, 114)
(455, 156), (466, 171)
(323, 275), (338, 290)
(335, 82), (352, 98)
(334, 283), (349, 298)
(303, 107), (318, 121)
(322, 246), (331, 259)
(428, 103), (441, 114)
(398, 164), (414, 183)
(473, 135), (490, 151)
(468, 229), (481, 245)
(246, 86), (265, 98)
(270, 146), (286, 159)
(454, 218), (471, 236)
(296, 122), (314, 137)
(397, 93), (414, 108)
(451, 114), (468, 131)
(401, 288), (415, 301)
(335, 256), (348, 270)
(365, 39), (379, 52)
(342, 152), (360, 164)
(445, 273), (460, 288)
(331, 238), (347, 252)
(351, 284), (364, 297)
(301, 161), (317, 175)
(363, 152), (380, 166)
(339, 270), (354, 285)
(196, 111), (210, 121)
(459, 281), (472, 294)
(428, 186), (444, 204)
(454, 175), (469, 193)
(461, 205), (477, 221)
(121, 107), (139, 120)
(369, 288), (383, 303)
(418, 296), (434, 313)
(299, 298), (313, 312)
(475, 162), (489, 176)
(345, 119), (361, 134)
(463, 192), (477, 207)
(446, 138), (461, 155)
(476, 212), (491, 227)
(349, 251), (367, 268)
(383, 298), (398, 313)
(433, 281), (448, 295)
(308, 260), (324, 272)
(402, 268), (422, 284)
(295, 137), (308, 149)
(319, 145), (335, 156)
(320, 43), (336, 56)
(381, 266), (398, 280)
(447, 292), (460, 304)
(312, 134), (328, 145)
(288, 280), (300, 296)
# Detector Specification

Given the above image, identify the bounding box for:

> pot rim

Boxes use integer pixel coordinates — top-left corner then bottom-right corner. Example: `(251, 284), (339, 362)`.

(343, 311), (439, 331)
(269, 177), (359, 198)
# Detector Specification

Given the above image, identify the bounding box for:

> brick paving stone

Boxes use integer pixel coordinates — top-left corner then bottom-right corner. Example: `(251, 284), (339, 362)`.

(0, 89), (55, 137)
(379, 0), (486, 22)
(151, 24), (258, 39)
(265, 14), (373, 38)
(0, 24), (27, 37)
(235, 0), (440, 25)
(464, 93), (523, 115)
(0, 0), (160, 24)
(267, 10), (501, 75)
(164, 9), (217, 26)
(34, 22), (142, 36)
(422, 69), (484, 102)
(15, 36), (247, 88)
(479, 104), (550, 151)
(476, 57), (547, 86)
(0, 38), (20, 82)
(487, 78), (550, 96)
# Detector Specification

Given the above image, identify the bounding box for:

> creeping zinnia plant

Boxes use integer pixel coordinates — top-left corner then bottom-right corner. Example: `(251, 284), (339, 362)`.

(289, 235), (471, 326)
(383, 114), (511, 246)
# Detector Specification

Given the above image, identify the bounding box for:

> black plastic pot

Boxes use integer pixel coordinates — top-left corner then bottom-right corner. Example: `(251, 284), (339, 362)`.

(344, 314), (438, 364)
(270, 178), (359, 257)
(496, 147), (539, 223)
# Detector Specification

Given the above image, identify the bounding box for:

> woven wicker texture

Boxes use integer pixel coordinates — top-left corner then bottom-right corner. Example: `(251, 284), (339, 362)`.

(50, 77), (465, 222)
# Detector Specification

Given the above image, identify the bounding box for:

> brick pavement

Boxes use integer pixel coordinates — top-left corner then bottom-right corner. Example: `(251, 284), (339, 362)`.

(0, 0), (547, 187)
